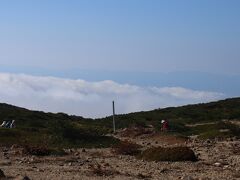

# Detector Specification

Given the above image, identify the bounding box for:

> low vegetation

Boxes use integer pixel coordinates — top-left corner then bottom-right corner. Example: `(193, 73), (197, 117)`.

(112, 140), (141, 156)
(97, 98), (240, 139)
(0, 104), (118, 148)
(0, 98), (239, 148)
(22, 145), (66, 156)
(139, 146), (197, 162)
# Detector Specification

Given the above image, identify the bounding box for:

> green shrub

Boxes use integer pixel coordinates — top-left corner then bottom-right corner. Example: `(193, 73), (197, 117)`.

(112, 140), (141, 156)
(23, 145), (51, 156)
(23, 145), (66, 156)
(139, 146), (197, 162)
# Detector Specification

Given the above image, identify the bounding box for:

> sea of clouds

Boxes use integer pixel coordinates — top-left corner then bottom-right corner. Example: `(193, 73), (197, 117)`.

(0, 73), (224, 118)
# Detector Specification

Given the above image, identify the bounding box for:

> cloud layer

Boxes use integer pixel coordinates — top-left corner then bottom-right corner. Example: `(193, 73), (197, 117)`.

(0, 73), (224, 118)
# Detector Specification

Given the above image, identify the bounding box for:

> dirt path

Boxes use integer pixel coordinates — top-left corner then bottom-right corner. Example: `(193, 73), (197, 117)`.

(185, 122), (217, 127)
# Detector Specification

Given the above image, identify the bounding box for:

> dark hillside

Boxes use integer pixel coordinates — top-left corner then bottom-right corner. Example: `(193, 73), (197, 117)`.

(0, 103), (117, 148)
(97, 98), (240, 138)
(0, 98), (239, 148)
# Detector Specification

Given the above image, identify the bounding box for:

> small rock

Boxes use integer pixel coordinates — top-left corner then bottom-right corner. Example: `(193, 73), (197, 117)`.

(181, 176), (194, 180)
(14, 175), (31, 180)
(74, 152), (79, 156)
(68, 162), (72, 166)
(11, 144), (20, 150)
(2, 148), (8, 153)
(214, 162), (221, 167)
(65, 149), (72, 153)
(223, 165), (229, 169)
(36, 169), (44, 172)
(104, 163), (110, 167)
(159, 168), (168, 173)
(206, 139), (211, 144)
(79, 162), (84, 166)
(82, 149), (86, 153)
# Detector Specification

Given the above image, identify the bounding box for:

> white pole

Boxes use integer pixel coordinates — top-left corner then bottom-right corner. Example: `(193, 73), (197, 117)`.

(112, 101), (116, 133)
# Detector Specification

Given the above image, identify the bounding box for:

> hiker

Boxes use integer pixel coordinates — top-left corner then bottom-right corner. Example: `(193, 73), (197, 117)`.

(161, 120), (169, 131)
(0, 121), (7, 127)
(10, 120), (15, 128)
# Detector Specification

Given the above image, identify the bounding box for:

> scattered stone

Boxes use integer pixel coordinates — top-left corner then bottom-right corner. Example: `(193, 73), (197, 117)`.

(206, 139), (211, 143)
(137, 173), (151, 179)
(82, 149), (86, 153)
(2, 148), (8, 153)
(181, 175), (194, 180)
(14, 175), (31, 180)
(223, 165), (229, 169)
(104, 163), (110, 167)
(29, 158), (34, 162)
(159, 168), (168, 173)
(11, 144), (20, 150)
(214, 162), (221, 167)
(36, 169), (44, 172)
(65, 149), (72, 153)
(0, 169), (6, 178)
(74, 152), (79, 156)
(0, 160), (11, 166)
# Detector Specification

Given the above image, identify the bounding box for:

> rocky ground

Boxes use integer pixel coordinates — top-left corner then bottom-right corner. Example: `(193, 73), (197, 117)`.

(0, 130), (239, 180)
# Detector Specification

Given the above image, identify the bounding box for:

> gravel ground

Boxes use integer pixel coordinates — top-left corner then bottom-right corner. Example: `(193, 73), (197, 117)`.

(0, 133), (239, 180)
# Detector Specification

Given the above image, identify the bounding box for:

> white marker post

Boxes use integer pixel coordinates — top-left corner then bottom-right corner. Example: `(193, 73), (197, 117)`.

(112, 101), (116, 133)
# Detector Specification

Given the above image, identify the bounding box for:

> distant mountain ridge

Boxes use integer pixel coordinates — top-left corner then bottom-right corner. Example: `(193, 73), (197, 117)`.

(0, 97), (240, 123)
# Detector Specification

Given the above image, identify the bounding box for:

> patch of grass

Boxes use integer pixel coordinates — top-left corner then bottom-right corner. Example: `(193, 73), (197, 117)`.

(21, 144), (66, 156)
(186, 122), (240, 139)
(112, 140), (141, 156)
(0, 124), (119, 149)
(139, 146), (197, 162)
(120, 127), (153, 137)
(22, 145), (51, 156)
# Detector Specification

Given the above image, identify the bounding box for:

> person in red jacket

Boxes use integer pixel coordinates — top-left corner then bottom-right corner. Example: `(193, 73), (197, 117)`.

(161, 120), (169, 131)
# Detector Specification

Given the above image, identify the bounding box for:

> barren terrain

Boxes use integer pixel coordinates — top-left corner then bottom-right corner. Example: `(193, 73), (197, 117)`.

(0, 129), (239, 180)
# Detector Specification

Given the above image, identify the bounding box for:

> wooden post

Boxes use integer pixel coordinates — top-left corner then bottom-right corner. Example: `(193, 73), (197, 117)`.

(112, 101), (116, 133)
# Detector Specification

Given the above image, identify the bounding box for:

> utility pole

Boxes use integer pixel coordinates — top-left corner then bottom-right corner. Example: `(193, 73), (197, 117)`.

(112, 101), (116, 133)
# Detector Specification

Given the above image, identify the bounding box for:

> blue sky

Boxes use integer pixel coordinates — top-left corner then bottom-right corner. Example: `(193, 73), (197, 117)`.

(0, 0), (239, 117)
